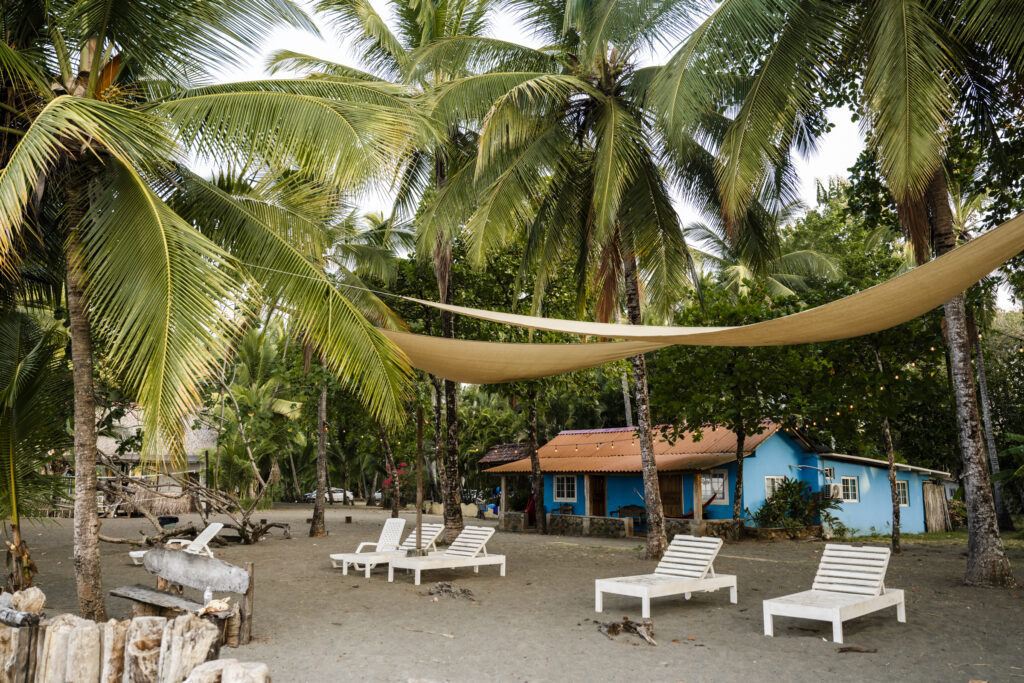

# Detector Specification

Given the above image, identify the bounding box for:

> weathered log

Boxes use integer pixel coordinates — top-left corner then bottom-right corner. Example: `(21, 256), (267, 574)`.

(184, 659), (272, 683)
(0, 625), (15, 683)
(10, 623), (41, 683)
(157, 614), (220, 683)
(122, 616), (166, 683)
(223, 613), (240, 649)
(100, 619), (128, 683)
(65, 618), (102, 682)
(238, 563), (254, 646)
(0, 608), (38, 628)
(143, 549), (250, 594)
(35, 613), (83, 682)
(9, 588), (44, 615)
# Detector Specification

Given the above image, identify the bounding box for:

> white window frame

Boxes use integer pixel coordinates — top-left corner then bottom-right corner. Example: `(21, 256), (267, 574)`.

(823, 467), (835, 481)
(765, 476), (786, 499)
(896, 480), (909, 507)
(702, 469), (730, 506)
(553, 474), (577, 503)
(841, 476), (859, 503)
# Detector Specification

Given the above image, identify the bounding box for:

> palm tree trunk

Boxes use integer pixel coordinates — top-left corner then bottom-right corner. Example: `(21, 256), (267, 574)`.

(615, 310), (634, 427)
(872, 348), (901, 553)
(927, 171), (1014, 586)
(309, 379), (328, 537)
(434, 239), (464, 542)
(66, 242), (106, 621)
(378, 421), (400, 518)
(732, 424), (745, 531)
(527, 387), (546, 534)
(974, 335), (1014, 530)
(622, 250), (667, 559)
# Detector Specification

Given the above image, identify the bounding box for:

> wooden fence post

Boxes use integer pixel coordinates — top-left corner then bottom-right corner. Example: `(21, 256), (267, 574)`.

(239, 562), (255, 645)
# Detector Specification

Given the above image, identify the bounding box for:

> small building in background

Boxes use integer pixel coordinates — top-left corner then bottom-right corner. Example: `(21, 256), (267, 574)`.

(484, 424), (952, 535)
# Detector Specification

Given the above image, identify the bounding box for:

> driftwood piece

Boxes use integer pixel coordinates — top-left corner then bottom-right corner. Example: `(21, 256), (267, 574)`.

(110, 586), (208, 616)
(9, 588), (44, 615)
(595, 617), (657, 646)
(157, 614), (220, 683)
(223, 613), (240, 649)
(143, 549), (250, 594)
(1, 623), (41, 683)
(123, 616), (166, 683)
(184, 659), (272, 683)
(238, 563), (254, 646)
(36, 613), (83, 682)
(65, 618), (102, 682)
(0, 608), (38, 628)
(100, 619), (129, 683)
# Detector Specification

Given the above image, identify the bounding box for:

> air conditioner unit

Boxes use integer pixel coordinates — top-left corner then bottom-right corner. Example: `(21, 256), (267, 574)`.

(825, 483), (842, 499)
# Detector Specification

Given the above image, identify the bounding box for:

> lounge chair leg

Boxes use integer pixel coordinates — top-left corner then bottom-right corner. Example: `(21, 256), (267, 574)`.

(365, 564), (371, 579)
(832, 617), (843, 644)
(729, 584), (737, 604)
(414, 570), (421, 586)
(595, 588), (603, 613)
(388, 566), (395, 583)
(474, 565), (479, 573)
(763, 605), (773, 637)
(897, 599), (906, 623)
(500, 561), (505, 577)
(641, 596), (651, 619)
(342, 562), (348, 576)
(684, 592), (691, 600)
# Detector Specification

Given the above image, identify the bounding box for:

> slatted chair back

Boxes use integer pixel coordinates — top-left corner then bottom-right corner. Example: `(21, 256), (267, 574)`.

(184, 522), (224, 553)
(377, 518), (408, 552)
(654, 535), (723, 580)
(442, 526), (495, 558)
(812, 544), (891, 596)
(399, 523), (445, 551)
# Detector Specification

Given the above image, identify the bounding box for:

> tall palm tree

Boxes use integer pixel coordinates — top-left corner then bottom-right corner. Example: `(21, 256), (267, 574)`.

(653, 0), (1022, 586)
(403, 0), (743, 558)
(686, 202), (840, 296)
(0, 1), (423, 619)
(273, 0), (505, 542)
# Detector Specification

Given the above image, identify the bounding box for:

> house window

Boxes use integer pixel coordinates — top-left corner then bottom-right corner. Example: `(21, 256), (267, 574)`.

(553, 475), (577, 502)
(823, 467), (835, 480)
(896, 480), (909, 507)
(702, 470), (729, 506)
(765, 476), (786, 499)
(841, 476), (859, 502)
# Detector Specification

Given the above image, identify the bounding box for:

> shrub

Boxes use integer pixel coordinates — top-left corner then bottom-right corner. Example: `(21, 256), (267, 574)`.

(748, 477), (841, 531)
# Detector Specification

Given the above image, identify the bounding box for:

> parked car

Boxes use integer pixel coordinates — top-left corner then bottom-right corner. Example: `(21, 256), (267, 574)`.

(303, 488), (353, 504)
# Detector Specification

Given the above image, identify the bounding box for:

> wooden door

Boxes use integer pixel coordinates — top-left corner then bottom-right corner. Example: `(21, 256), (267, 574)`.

(590, 476), (607, 516)
(659, 474), (684, 518)
(922, 482), (951, 532)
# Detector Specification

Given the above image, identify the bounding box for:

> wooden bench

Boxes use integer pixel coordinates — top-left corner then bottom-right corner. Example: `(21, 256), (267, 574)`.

(111, 547), (255, 647)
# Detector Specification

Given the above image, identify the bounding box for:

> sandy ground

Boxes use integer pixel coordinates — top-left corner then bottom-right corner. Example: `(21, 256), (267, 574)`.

(22, 505), (1024, 682)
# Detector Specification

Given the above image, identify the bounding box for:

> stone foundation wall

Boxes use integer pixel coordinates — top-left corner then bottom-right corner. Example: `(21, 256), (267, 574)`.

(665, 518), (740, 540)
(545, 514), (632, 538)
(743, 525), (822, 540)
(498, 512), (527, 532)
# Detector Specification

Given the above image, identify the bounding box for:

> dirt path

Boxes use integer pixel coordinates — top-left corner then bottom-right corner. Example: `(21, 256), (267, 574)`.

(24, 505), (1024, 682)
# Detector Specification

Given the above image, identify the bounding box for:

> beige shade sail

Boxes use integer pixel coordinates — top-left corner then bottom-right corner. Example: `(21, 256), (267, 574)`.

(384, 212), (1024, 383)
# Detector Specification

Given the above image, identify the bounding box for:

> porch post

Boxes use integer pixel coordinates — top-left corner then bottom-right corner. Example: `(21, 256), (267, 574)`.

(693, 472), (704, 523)
(584, 474), (591, 516)
(500, 475), (508, 516)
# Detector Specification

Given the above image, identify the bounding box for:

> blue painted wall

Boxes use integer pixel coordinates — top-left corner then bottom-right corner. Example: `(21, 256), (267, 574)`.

(820, 456), (929, 534)
(541, 432), (935, 535)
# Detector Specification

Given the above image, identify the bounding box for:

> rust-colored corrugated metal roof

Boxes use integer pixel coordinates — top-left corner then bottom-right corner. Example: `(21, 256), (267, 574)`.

(484, 423), (781, 474)
(479, 443), (531, 465)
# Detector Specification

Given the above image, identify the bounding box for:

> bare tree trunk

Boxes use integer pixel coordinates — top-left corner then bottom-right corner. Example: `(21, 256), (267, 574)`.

(416, 403), (424, 550)
(974, 335), (1014, 530)
(927, 171), (1014, 586)
(378, 422), (400, 517)
(287, 451), (301, 502)
(615, 309), (634, 427)
(881, 415), (901, 553)
(622, 250), (667, 560)
(66, 239), (106, 621)
(527, 387), (546, 534)
(309, 379), (328, 537)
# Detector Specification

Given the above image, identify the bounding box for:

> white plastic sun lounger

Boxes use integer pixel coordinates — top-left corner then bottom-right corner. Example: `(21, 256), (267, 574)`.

(129, 522), (224, 565)
(595, 535), (737, 618)
(763, 543), (905, 643)
(388, 525), (505, 585)
(330, 516), (406, 572)
(329, 520), (447, 577)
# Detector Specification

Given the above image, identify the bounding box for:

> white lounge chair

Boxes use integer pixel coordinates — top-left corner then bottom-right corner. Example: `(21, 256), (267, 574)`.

(388, 525), (505, 585)
(129, 522), (224, 565)
(763, 543), (905, 643)
(330, 522), (444, 577)
(595, 535), (737, 618)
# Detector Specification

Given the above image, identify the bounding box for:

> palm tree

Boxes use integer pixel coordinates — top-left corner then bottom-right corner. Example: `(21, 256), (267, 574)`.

(0, 1), (423, 619)
(653, 0), (1022, 586)
(686, 202), (840, 297)
(404, 0), (739, 558)
(0, 309), (70, 590)
(274, 0), (506, 542)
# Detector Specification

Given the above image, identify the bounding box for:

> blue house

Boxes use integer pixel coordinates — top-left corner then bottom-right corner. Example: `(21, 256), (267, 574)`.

(485, 424), (952, 535)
